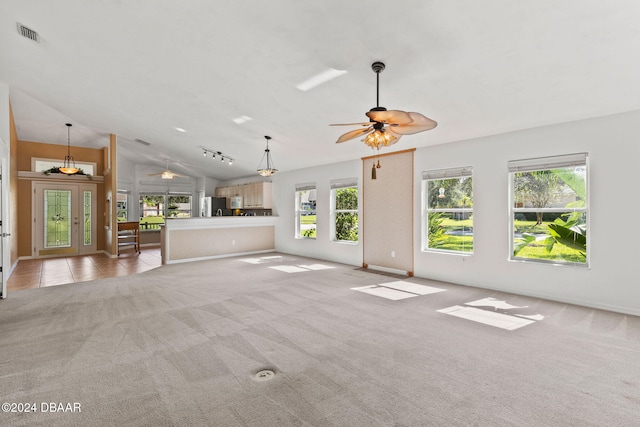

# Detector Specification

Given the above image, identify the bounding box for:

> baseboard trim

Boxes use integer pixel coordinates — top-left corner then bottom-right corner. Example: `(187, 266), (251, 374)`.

(365, 264), (410, 277)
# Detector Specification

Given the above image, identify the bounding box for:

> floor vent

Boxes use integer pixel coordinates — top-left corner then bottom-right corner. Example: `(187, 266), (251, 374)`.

(253, 369), (275, 382)
(134, 138), (151, 146)
(17, 23), (39, 42)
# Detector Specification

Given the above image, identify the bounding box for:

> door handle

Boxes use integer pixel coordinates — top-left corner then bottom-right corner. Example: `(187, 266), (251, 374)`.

(1, 233), (10, 237)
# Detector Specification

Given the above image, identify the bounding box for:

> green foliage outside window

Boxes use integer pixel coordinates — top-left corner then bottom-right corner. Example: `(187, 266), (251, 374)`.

(512, 167), (587, 264)
(335, 187), (358, 242)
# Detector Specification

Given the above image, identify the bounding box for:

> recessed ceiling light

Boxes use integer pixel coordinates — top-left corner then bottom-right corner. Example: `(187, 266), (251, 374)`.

(296, 68), (348, 92)
(174, 127), (186, 133)
(233, 115), (253, 124)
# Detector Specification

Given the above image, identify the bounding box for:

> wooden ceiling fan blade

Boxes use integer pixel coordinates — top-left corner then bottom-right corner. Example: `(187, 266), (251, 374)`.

(389, 112), (438, 135)
(336, 127), (373, 143)
(366, 109), (412, 125)
(330, 122), (375, 127)
(383, 129), (403, 145)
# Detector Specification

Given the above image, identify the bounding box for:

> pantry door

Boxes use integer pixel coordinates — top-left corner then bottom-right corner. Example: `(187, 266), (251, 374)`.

(33, 182), (97, 257)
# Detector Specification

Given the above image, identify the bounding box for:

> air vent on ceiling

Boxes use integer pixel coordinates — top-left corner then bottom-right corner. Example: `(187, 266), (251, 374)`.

(134, 138), (151, 146)
(16, 23), (39, 42)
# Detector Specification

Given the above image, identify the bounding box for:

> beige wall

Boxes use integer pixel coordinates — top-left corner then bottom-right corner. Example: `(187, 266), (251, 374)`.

(140, 230), (161, 246)
(165, 225), (274, 262)
(362, 149), (414, 275)
(104, 135), (117, 256)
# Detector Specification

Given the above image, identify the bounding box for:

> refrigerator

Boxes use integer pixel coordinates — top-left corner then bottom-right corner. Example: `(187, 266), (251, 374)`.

(203, 197), (231, 216)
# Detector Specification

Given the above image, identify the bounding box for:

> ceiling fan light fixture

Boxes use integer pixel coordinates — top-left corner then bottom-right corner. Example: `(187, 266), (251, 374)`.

(257, 135), (278, 177)
(363, 128), (398, 150)
(59, 123), (79, 175)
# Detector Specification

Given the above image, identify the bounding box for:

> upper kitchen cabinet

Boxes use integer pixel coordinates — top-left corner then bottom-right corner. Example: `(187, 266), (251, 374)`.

(244, 182), (272, 209)
(215, 182), (272, 209)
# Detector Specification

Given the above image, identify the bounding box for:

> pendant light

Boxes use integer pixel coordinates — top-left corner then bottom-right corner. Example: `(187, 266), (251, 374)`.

(58, 123), (79, 174)
(257, 135), (278, 176)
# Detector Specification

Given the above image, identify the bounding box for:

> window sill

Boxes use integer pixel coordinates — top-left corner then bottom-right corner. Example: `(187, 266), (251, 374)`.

(332, 240), (358, 245)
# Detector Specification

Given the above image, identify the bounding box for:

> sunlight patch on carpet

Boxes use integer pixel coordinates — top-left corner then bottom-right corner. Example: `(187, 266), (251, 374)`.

(381, 281), (445, 296)
(298, 264), (336, 271)
(437, 305), (536, 330)
(351, 285), (418, 300)
(269, 265), (310, 273)
(465, 297), (527, 310)
(352, 281), (445, 300)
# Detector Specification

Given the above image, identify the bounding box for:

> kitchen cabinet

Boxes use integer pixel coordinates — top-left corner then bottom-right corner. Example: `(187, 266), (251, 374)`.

(215, 182), (272, 209)
(243, 182), (272, 208)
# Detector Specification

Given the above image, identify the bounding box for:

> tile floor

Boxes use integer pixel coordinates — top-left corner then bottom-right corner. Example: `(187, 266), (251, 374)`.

(7, 247), (162, 292)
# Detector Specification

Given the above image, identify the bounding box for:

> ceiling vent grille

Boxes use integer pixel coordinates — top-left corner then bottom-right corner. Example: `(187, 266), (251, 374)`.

(134, 138), (151, 146)
(16, 23), (39, 42)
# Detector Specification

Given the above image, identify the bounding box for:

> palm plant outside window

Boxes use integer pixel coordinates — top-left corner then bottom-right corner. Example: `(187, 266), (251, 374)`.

(423, 167), (473, 253)
(509, 153), (588, 266)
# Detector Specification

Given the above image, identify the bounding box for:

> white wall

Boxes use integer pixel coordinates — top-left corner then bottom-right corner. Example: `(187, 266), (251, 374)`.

(272, 159), (362, 267)
(273, 110), (640, 315)
(414, 110), (640, 315)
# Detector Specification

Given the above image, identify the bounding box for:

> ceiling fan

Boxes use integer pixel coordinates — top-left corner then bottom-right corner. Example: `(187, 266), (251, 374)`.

(147, 160), (188, 179)
(331, 61), (437, 152)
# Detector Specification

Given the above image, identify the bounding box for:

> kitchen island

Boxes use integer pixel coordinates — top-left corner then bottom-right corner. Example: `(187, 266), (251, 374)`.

(161, 216), (277, 264)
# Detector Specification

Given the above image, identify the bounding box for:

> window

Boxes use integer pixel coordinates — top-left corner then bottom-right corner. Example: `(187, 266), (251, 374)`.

(295, 183), (316, 239)
(422, 167), (473, 253)
(331, 179), (358, 243)
(509, 153), (588, 266)
(116, 190), (129, 222)
(33, 158), (96, 176)
(139, 192), (192, 230)
(167, 194), (192, 218)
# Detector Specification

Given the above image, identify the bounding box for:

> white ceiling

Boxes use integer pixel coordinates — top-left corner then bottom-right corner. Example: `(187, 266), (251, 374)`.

(2, 1), (640, 180)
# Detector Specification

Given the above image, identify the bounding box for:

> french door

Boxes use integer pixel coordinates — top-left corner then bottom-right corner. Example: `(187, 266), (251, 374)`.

(33, 182), (97, 257)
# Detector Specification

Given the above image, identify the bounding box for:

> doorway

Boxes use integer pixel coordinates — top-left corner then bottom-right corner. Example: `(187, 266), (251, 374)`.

(33, 181), (97, 258)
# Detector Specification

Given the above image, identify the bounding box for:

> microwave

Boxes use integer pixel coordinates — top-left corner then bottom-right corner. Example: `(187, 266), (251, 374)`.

(230, 196), (243, 209)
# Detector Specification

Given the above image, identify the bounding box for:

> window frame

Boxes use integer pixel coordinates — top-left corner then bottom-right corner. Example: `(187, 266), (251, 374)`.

(508, 152), (589, 267)
(422, 166), (474, 255)
(116, 190), (129, 222)
(139, 191), (193, 230)
(167, 193), (193, 219)
(330, 179), (359, 244)
(295, 183), (316, 239)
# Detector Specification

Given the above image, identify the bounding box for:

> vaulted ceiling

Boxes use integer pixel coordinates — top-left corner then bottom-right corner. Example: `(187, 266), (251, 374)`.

(2, 1), (639, 180)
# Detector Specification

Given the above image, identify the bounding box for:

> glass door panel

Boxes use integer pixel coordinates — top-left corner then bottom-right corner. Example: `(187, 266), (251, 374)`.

(44, 190), (72, 248)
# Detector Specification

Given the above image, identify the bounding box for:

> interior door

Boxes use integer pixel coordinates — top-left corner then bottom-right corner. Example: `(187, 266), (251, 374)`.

(33, 182), (97, 257)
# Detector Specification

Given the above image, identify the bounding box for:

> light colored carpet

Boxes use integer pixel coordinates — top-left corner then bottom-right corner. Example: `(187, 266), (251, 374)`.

(1, 252), (639, 426)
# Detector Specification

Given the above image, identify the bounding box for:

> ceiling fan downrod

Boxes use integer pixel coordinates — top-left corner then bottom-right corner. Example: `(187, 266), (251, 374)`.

(371, 61), (386, 111)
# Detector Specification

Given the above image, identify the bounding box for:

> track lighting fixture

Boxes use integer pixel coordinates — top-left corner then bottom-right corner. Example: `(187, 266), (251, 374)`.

(202, 147), (234, 166)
